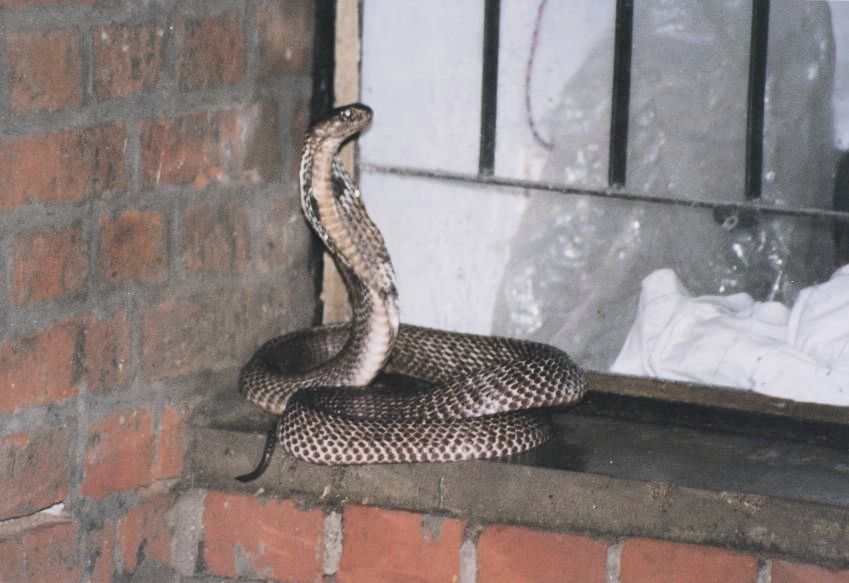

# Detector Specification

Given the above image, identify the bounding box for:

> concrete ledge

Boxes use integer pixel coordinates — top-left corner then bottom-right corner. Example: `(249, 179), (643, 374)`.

(188, 387), (849, 568)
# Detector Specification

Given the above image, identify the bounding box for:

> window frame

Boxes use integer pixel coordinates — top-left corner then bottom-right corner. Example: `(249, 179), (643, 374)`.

(314, 0), (849, 428)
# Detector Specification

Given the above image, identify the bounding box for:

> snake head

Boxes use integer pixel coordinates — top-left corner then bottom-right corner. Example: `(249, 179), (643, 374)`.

(311, 103), (373, 141)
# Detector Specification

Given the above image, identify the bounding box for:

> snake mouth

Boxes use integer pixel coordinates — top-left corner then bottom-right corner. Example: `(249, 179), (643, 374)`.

(313, 103), (373, 140)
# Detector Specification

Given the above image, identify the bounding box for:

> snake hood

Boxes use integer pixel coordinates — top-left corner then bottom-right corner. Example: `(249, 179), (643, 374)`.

(309, 103), (373, 142)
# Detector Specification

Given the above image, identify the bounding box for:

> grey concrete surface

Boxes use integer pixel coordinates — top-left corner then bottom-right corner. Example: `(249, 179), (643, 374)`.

(187, 384), (849, 567)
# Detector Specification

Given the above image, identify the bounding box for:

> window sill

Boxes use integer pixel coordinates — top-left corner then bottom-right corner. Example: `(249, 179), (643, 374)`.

(188, 373), (849, 568)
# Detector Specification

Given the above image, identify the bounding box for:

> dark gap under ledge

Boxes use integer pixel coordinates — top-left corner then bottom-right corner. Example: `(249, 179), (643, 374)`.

(187, 372), (849, 568)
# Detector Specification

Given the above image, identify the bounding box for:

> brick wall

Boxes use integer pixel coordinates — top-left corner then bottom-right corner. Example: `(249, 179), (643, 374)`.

(0, 0), (318, 580)
(83, 489), (847, 582)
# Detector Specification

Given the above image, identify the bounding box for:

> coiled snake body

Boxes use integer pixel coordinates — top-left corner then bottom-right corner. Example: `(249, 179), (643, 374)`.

(238, 104), (586, 477)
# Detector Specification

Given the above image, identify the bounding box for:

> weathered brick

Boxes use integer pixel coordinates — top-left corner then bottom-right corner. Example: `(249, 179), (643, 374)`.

(179, 11), (245, 90)
(88, 520), (116, 583)
(118, 494), (174, 574)
(289, 97), (310, 176)
(99, 209), (167, 285)
(6, 29), (82, 112)
(81, 409), (154, 499)
(258, 199), (295, 271)
(203, 491), (323, 580)
(477, 525), (607, 583)
(141, 289), (291, 380)
(181, 202), (249, 274)
(140, 110), (240, 190)
(620, 538), (758, 583)
(11, 223), (88, 306)
(240, 99), (282, 183)
(0, 428), (70, 520)
(338, 505), (466, 582)
(79, 311), (131, 391)
(0, 535), (23, 577)
(771, 560), (849, 583)
(0, 0), (94, 5)
(152, 405), (186, 479)
(257, 0), (314, 76)
(141, 298), (219, 380)
(0, 319), (78, 412)
(0, 522), (83, 582)
(140, 101), (280, 191)
(93, 21), (165, 100)
(0, 124), (128, 209)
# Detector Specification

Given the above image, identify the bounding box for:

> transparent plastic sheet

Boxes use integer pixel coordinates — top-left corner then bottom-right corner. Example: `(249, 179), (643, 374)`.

(493, 0), (836, 372)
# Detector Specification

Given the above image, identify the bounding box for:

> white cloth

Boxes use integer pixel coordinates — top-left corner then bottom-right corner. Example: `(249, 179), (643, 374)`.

(611, 266), (849, 405)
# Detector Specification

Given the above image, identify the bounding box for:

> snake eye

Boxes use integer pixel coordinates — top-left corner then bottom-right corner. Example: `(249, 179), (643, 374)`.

(341, 108), (352, 121)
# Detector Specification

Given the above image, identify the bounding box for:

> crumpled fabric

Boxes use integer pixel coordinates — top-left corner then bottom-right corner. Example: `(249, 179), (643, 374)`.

(611, 267), (849, 405)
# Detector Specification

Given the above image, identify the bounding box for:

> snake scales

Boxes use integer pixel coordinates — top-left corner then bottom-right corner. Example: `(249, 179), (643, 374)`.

(237, 104), (586, 478)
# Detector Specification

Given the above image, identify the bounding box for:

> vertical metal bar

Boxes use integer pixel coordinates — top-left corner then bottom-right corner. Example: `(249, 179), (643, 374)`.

(608, 0), (634, 188)
(310, 0), (336, 123)
(479, 0), (501, 176)
(745, 0), (770, 200)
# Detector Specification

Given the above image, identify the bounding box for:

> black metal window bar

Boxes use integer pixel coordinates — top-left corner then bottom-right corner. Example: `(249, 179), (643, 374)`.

(361, 0), (849, 228)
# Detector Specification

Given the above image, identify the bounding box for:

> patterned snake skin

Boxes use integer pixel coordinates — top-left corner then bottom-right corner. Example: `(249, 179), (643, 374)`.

(237, 103), (586, 473)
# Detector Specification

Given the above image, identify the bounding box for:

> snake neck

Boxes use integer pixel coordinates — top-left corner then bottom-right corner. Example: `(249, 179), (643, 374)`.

(300, 130), (399, 387)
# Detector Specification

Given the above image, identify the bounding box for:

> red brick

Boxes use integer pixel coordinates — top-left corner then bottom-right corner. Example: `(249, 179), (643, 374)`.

(203, 491), (323, 581)
(81, 409), (154, 499)
(6, 29), (82, 112)
(99, 209), (167, 285)
(0, 522), (83, 582)
(11, 223), (88, 306)
(772, 560), (849, 583)
(0, 320), (78, 413)
(0, 124), (128, 209)
(477, 525), (607, 583)
(79, 311), (131, 391)
(620, 538), (758, 583)
(93, 21), (165, 100)
(118, 494), (174, 573)
(338, 505), (466, 582)
(179, 11), (245, 90)
(152, 405), (186, 479)
(0, 535), (23, 578)
(0, 428), (70, 520)
(88, 520), (116, 583)
(181, 202), (249, 274)
(257, 0), (314, 76)
(140, 110), (240, 190)
(140, 101), (280, 191)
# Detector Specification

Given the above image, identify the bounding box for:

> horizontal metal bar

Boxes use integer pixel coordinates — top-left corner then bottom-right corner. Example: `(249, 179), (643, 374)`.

(361, 163), (849, 224)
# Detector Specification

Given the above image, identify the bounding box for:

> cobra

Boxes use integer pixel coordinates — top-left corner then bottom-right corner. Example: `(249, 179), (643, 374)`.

(236, 103), (586, 480)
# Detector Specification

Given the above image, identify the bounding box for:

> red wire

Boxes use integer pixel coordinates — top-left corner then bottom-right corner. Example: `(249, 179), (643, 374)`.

(526, 0), (553, 150)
